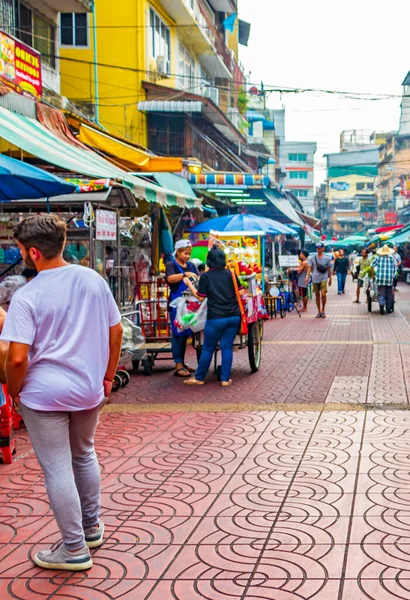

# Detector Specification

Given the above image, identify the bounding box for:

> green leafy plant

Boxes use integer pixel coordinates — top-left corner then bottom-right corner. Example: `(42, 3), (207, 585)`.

(237, 88), (248, 115)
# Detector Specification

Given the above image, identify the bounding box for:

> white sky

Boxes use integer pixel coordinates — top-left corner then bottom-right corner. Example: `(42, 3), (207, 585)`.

(239, 0), (407, 184)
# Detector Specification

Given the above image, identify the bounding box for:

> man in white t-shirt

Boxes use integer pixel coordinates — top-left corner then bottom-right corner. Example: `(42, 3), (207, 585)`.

(1, 215), (123, 571)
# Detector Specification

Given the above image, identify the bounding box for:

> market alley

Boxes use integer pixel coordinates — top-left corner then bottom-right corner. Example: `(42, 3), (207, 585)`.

(2, 279), (410, 600)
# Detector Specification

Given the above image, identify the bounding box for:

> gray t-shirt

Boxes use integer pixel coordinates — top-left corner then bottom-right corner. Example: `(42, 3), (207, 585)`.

(309, 253), (332, 283)
(297, 262), (308, 288)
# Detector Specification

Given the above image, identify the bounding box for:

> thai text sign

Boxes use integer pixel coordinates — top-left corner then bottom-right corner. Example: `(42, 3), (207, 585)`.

(0, 30), (42, 98)
(96, 210), (117, 241)
(330, 182), (350, 191)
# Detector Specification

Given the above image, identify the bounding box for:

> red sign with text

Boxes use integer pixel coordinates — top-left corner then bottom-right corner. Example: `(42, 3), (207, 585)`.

(384, 211), (397, 225)
(0, 30), (42, 98)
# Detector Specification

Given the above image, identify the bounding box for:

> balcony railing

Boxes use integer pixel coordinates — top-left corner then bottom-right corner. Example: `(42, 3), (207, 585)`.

(198, 0), (232, 73)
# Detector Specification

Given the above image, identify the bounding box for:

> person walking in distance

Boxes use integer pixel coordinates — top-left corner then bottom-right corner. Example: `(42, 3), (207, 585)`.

(333, 248), (349, 294)
(295, 249), (310, 312)
(354, 248), (371, 304)
(306, 242), (332, 318)
(0, 215), (123, 571)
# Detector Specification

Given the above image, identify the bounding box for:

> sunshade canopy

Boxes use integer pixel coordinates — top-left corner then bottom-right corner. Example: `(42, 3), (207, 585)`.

(78, 125), (183, 173)
(0, 154), (75, 201)
(190, 214), (295, 236)
(0, 107), (200, 209)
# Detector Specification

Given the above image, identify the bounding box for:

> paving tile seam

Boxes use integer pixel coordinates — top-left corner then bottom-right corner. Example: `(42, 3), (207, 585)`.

(240, 411), (324, 599)
(143, 409), (281, 600)
(337, 408), (367, 600)
(103, 403), (410, 414)
(262, 341), (410, 345)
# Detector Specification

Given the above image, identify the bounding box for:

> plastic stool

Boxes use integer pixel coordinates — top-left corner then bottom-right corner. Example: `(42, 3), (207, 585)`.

(0, 386), (16, 464)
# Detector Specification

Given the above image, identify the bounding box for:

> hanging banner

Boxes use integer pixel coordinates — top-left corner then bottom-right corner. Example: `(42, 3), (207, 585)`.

(0, 29), (42, 98)
(96, 210), (117, 241)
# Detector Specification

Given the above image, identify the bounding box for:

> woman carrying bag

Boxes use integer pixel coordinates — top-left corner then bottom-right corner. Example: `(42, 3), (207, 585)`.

(183, 246), (244, 387)
(166, 240), (199, 378)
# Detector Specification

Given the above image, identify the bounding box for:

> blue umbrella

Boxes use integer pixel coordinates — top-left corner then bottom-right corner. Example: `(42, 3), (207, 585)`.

(190, 213), (294, 236)
(0, 155), (76, 201)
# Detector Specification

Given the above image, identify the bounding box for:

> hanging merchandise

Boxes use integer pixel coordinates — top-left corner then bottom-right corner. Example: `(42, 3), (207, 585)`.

(83, 202), (95, 227)
(160, 208), (174, 263)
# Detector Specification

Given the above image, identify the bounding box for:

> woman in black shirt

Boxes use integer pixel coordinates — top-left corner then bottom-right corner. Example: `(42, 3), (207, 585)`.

(184, 246), (243, 387)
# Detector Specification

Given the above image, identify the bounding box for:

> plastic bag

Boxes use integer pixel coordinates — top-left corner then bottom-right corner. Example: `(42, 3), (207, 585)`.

(170, 295), (208, 333)
(121, 317), (146, 360)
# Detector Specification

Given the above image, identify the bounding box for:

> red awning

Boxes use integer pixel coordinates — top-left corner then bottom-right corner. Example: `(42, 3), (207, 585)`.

(375, 224), (403, 234)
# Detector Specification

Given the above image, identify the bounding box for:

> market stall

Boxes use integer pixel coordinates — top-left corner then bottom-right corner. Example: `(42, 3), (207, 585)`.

(186, 214), (294, 376)
(189, 213), (294, 292)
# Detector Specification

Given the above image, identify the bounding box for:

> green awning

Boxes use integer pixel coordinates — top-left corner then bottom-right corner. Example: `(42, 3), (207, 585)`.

(385, 226), (410, 245)
(153, 172), (196, 198)
(0, 106), (201, 209)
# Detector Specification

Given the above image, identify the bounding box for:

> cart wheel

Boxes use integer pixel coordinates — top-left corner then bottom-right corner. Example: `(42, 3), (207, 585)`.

(118, 370), (131, 387)
(132, 360), (140, 372)
(367, 292), (372, 313)
(216, 365), (222, 381)
(248, 321), (262, 373)
(259, 320), (264, 341)
(143, 356), (154, 376)
(112, 374), (122, 392)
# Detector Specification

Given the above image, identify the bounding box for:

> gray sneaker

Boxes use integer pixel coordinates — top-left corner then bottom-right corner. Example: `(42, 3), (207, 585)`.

(84, 519), (105, 548)
(33, 541), (92, 571)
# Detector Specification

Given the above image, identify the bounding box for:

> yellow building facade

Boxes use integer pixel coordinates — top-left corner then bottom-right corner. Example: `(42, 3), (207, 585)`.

(327, 173), (375, 203)
(60, 0), (240, 147)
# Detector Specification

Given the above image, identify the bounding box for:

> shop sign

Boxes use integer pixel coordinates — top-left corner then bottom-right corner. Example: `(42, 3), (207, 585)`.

(96, 210), (117, 241)
(384, 211), (397, 225)
(279, 255), (299, 267)
(330, 182), (350, 191)
(0, 30), (42, 98)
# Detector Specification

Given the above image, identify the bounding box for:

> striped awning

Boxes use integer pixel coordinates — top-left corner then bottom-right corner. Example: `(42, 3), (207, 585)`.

(189, 172), (270, 189)
(0, 106), (201, 209)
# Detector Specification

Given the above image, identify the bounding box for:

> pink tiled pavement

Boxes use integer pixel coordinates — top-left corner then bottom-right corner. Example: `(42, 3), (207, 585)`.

(113, 278), (410, 406)
(1, 280), (410, 599)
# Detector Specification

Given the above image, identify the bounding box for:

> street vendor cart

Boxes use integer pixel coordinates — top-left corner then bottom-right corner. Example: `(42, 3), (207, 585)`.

(192, 272), (265, 377)
(187, 214), (294, 378)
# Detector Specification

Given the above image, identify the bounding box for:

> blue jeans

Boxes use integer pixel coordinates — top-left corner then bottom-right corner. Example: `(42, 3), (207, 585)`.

(337, 272), (347, 293)
(172, 334), (188, 365)
(196, 316), (240, 383)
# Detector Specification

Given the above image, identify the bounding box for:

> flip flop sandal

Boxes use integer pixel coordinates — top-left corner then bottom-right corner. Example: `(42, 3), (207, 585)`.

(221, 380), (233, 387)
(174, 368), (191, 378)
(315, 313), (322, 318)
(183, 378), (205, 386)
(183, 364), (196, 374)
(321, 313), (326, 318)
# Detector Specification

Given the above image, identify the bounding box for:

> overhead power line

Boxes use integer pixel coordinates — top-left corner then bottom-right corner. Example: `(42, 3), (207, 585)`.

(50, 55), (406, 101)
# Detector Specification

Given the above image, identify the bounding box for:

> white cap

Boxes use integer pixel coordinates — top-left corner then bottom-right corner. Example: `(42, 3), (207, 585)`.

(174, 239), (192, 255)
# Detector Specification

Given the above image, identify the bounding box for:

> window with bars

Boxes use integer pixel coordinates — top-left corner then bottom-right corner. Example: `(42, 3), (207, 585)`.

(0, 0), (15, 35)
(60, 13), (88, 47)
(293, 189), (308, 197)
(13, 1), (56, 68)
